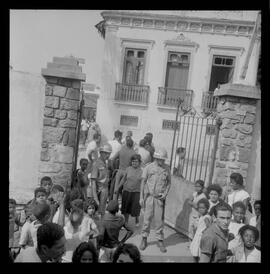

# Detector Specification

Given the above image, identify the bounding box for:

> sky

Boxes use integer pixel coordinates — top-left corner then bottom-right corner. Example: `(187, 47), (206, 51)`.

(10, 10), (105, 87)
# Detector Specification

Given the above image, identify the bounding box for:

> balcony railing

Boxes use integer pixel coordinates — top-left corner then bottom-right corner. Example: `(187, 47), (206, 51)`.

(157, 87), (193, 109)
(115, 83), (150, 105)
(201, 92), (219, 113)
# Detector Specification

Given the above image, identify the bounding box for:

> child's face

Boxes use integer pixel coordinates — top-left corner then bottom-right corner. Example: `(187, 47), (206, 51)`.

(9, 204), (15, 215)
(41, 180), (52, 194)
(242, 229), (256, 249)
(80, 161), (88, 172)
(87, 206), (95, 216)
(195, 184), (203, 193)
(233, 207), (245, 223)
(254, 204), (261, 217)
(131, 159), (140, 169)
(198, 203), (208, 216)
(36, 192), (47, 204)
(209, 190), (219, 203)
(230, 179), (239, 190)
(80, 250), (94, 263)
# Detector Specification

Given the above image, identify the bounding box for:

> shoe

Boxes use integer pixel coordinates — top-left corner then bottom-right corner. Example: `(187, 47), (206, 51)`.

(139, 237), (147, 251)
(157, 240), (167, 253)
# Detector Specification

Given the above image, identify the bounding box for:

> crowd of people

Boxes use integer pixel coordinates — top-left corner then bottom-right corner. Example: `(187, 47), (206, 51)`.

(9, 128), (261, 263)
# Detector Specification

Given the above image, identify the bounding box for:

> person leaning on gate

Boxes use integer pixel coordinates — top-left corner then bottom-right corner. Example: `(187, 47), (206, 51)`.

(91, 143), (112, 218)
(139, 147), (171, 253)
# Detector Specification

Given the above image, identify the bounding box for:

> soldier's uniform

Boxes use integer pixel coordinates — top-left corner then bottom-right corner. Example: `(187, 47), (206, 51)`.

(91, 157), (110, 216)
(141, 161), (171, 241)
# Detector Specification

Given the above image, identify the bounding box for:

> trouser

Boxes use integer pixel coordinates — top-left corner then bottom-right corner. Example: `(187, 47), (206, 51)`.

(141, 195), (165, 241)
(97, 187), (109, 216)
(113, 169), (126, 200)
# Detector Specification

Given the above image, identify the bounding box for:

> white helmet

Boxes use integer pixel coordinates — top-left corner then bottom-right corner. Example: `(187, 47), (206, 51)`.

(99, 143), (112, 153)
(153, 148), (168, 160)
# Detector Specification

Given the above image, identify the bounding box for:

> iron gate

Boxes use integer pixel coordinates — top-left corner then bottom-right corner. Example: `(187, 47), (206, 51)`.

(170, 114), (221, 186)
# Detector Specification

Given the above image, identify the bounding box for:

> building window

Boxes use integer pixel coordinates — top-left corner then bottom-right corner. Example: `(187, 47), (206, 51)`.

(120, 115), (138, 127)
(209, 55), (235, 92)
(206, 124), (216, 135)
(162, 120), (180, 130)
(165, 52), (190, 90)
(123, 48), (146, 85)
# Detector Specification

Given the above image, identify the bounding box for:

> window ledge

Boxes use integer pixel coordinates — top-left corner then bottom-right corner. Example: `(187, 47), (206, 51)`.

(114, 100), (149, 108)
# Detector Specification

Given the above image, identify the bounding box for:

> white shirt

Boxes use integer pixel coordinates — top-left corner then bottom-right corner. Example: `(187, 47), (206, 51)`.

(108, 139), (122, 159)
(229, 221), (245, 238)
(52, 208), (69, 226)
(29, 220), (42, 247)
(228, 189), (250, 207)
(249, 216), (257, 227)
(238, 248), (261, 263)
(81, 120), (89, 131)
(15, 246), (41, 262)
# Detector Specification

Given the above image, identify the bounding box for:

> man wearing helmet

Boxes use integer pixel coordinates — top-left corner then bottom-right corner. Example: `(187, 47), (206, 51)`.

(139, 147), (171, 253)
(91, 143), (112, 218)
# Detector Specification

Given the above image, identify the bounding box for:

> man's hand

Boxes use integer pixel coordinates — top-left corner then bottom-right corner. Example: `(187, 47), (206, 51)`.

(157, 193), (166, 201)
(55, 192), (65, 205)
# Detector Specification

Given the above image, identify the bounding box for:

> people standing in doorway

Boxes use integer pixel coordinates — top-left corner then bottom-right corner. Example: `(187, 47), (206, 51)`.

(139, 148), (171, 253)
(188, 180), (207, 241)
(86, 118), (101, 144)
(112, 138), (136, 201)
(81, 118), (90, 146)
(200, 203), (232, 262)
(91, 144), (112, 218)
(116, 154), (143, 227)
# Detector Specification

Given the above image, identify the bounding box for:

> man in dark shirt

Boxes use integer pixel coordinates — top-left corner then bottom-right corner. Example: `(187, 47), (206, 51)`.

(98, 200), (133, 262)
(200, 203), (232, 263)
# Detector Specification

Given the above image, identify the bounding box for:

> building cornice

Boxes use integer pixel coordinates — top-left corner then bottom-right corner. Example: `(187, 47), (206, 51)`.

(208, 45), (245, 55)
(101, 11), (259, 38)
(120, 38), (155, 49)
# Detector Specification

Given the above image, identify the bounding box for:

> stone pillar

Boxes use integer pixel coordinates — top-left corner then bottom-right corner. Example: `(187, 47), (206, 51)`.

(212, 83), (261, 195)
(39, 56), (86, 188)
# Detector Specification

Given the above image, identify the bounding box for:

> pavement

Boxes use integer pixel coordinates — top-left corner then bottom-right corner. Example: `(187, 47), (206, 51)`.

(119, 213), (193, 263)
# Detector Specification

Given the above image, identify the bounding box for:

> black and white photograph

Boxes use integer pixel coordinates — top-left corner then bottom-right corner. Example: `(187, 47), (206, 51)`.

(9, 9), (261, 263)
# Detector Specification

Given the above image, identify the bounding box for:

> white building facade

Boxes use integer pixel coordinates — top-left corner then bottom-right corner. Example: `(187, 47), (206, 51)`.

(95, 10), (260, 165)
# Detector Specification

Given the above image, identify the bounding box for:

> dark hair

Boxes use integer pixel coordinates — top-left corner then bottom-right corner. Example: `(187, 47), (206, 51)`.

(70, 199), (84, 211)
(239, 225), (259, 242)
(213, 203), (232, 217)
(37, 223), (64, 250)
(72, 242), (99, 263)
(139, 139), (147, 147)
(195, 180), (204, 187)
(254, 200), (261, 207)
(197, 198), (210, 210)
(126, 138), (134, 148)
(69, 208), (84, 224)
(93, 133), (101, 140)
(230, 173), (244, 186)
(64, 188), (83, 212)
(146, 132), (153, 138)
(40, 176), (52, 185)
(9, 198), (16, 206)
(114, 130), (122, 139)
(79, 158), (88, 166)
(32, 202), (51, 221)
(207, 184), (223, 196)
(51, 184), (65, 193)
(130, 154), (141, 165)
(85, 198), (98, 213)
(34, 187), (48, 198)
(112, 243), (142, 263)
(232, 201), (246, 212)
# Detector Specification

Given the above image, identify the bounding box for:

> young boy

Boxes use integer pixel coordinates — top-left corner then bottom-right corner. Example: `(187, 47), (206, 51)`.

(98, 200), (133, 262)
(29, 202), (51, 247)
(19, 187), (48, 248)
(76, 158), (89, 200)
(40, 176), (53, 196)
(249, 200), (261, 249)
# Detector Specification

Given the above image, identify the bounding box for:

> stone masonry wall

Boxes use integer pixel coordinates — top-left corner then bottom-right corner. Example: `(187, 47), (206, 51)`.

(213, 96), (257, 190)
(39, 57), (85, 188)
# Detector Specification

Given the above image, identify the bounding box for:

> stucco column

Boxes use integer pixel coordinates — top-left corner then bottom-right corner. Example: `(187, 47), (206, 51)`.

(39, 56), (86, 188)
(212, 83), (261, 198)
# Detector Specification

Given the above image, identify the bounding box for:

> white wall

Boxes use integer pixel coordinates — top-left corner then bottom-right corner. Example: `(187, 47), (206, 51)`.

(9, 70), (45, 203)
(96, 12), (260, 162)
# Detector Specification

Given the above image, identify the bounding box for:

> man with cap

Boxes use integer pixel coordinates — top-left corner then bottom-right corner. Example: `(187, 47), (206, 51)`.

(139, 147), (171, 253)
(91, 143), (112, 218)
(98, 200), (133, 262)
